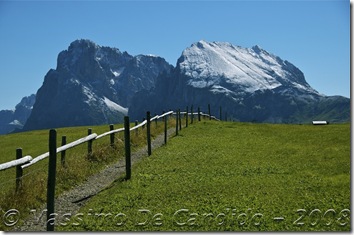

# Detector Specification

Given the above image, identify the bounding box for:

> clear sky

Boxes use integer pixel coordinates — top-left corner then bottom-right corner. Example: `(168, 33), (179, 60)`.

(0, 0), (350, 110)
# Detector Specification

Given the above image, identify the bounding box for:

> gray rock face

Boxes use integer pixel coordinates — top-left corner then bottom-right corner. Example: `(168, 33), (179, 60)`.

(0, 94), (36, 134)
(115, 54), (174, 107)
(129, 41), (350, 123)
(24, 39), (172, 131)
(14, 39), (349, 132)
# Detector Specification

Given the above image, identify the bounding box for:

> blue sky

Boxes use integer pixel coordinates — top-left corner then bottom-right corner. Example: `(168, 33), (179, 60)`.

(0, 0), (350, 110)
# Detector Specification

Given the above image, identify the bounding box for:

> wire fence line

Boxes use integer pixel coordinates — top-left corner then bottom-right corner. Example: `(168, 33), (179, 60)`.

(0, 164), (47, 193)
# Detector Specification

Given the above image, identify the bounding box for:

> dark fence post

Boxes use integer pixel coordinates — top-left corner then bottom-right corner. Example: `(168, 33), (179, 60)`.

(15, 148), (23, 192)
(47, 129), (57, 231)
(124, 116), (131, 180)
(146, 112), (152, 156)
(87, 128), (93, 156)
(61, 136), (66, 167)
(186, 106), (188, 128)
(198, 107), (201, 121)
(179, 109), (182, 131)
(208, 104), (211, 120)
(164, 111), (167, 145)
(142, 118), (146, 130)
(155, 113), (158, 128)
(135, 120), (139, 136)
(110, 124), (115, 147)
(175, 110), (179, 136)
(191, 105), (194, 124)
(220, 106), (222, 121)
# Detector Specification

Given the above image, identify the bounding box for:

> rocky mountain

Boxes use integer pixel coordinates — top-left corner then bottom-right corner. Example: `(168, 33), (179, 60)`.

(0, 94), (36, 134)
(129, 40), (350, 123)
(23, 39), (172, 131)
(17, 39), (349, 132)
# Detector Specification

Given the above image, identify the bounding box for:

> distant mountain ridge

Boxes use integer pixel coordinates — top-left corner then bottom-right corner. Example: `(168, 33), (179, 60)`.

(0, 39), (349, 134)
(0, 94), (35, 134)
(129, 40), (350, 123)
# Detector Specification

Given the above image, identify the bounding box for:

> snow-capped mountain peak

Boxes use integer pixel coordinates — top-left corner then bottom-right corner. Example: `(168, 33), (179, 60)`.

(179, 40), (318, 95)
(129, 40), (349, 124)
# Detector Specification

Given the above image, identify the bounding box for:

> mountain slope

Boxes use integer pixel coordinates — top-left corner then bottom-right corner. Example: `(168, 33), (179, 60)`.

(179, 41), (316, 94)
(19, 39), (350, 131)
(129, 40), (350, 123)
(24, 39), (172, 131)
(0, 94), (36, 134)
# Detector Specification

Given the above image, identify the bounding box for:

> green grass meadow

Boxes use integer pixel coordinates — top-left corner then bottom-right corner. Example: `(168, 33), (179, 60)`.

(0, 118), (174, 231)
(55, 121), (350, 232)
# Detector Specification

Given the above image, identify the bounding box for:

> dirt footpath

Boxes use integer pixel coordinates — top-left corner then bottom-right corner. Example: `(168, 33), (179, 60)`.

(14, 128), (176, 231)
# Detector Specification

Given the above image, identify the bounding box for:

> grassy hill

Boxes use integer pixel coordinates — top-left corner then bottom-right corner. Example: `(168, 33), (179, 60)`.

(55, 121), (350, 232)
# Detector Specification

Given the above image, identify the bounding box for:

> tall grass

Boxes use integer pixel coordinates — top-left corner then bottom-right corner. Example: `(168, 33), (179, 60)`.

(0, 116), (176, 231)
(59, 121), (350, 232)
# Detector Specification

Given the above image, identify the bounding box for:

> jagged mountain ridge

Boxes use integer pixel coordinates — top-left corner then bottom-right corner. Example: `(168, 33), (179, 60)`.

(179, 41), (316, 94)
(129, 40), (349, 123)
(0, 94), (36, 134)
(4, 39), (347, 133)
(23, 39), (173, 131)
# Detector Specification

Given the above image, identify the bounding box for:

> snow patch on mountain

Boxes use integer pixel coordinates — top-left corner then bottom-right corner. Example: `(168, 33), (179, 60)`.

(111, 67), (125, 77)
(82, 86), (128, 115)
(9, 120), (23, 126)
(179, 40), (317, 95)
(210, 85), (236, 95)
(82, 86), (97, 104)
(103, 97), (128, 115)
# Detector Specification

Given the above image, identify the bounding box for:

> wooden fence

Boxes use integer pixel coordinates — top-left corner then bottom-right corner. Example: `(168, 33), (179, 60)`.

(0, 106), (219, 231)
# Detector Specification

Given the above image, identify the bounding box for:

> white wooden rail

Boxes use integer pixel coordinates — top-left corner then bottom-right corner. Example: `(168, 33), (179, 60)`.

(21, 133), (98, 169)
(95, 128), (124, 140)
(174, 111), (220, 121)
(0, 109), (216, 172)
(0, 155), (32, 171)
(130, 120), (147, 131)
